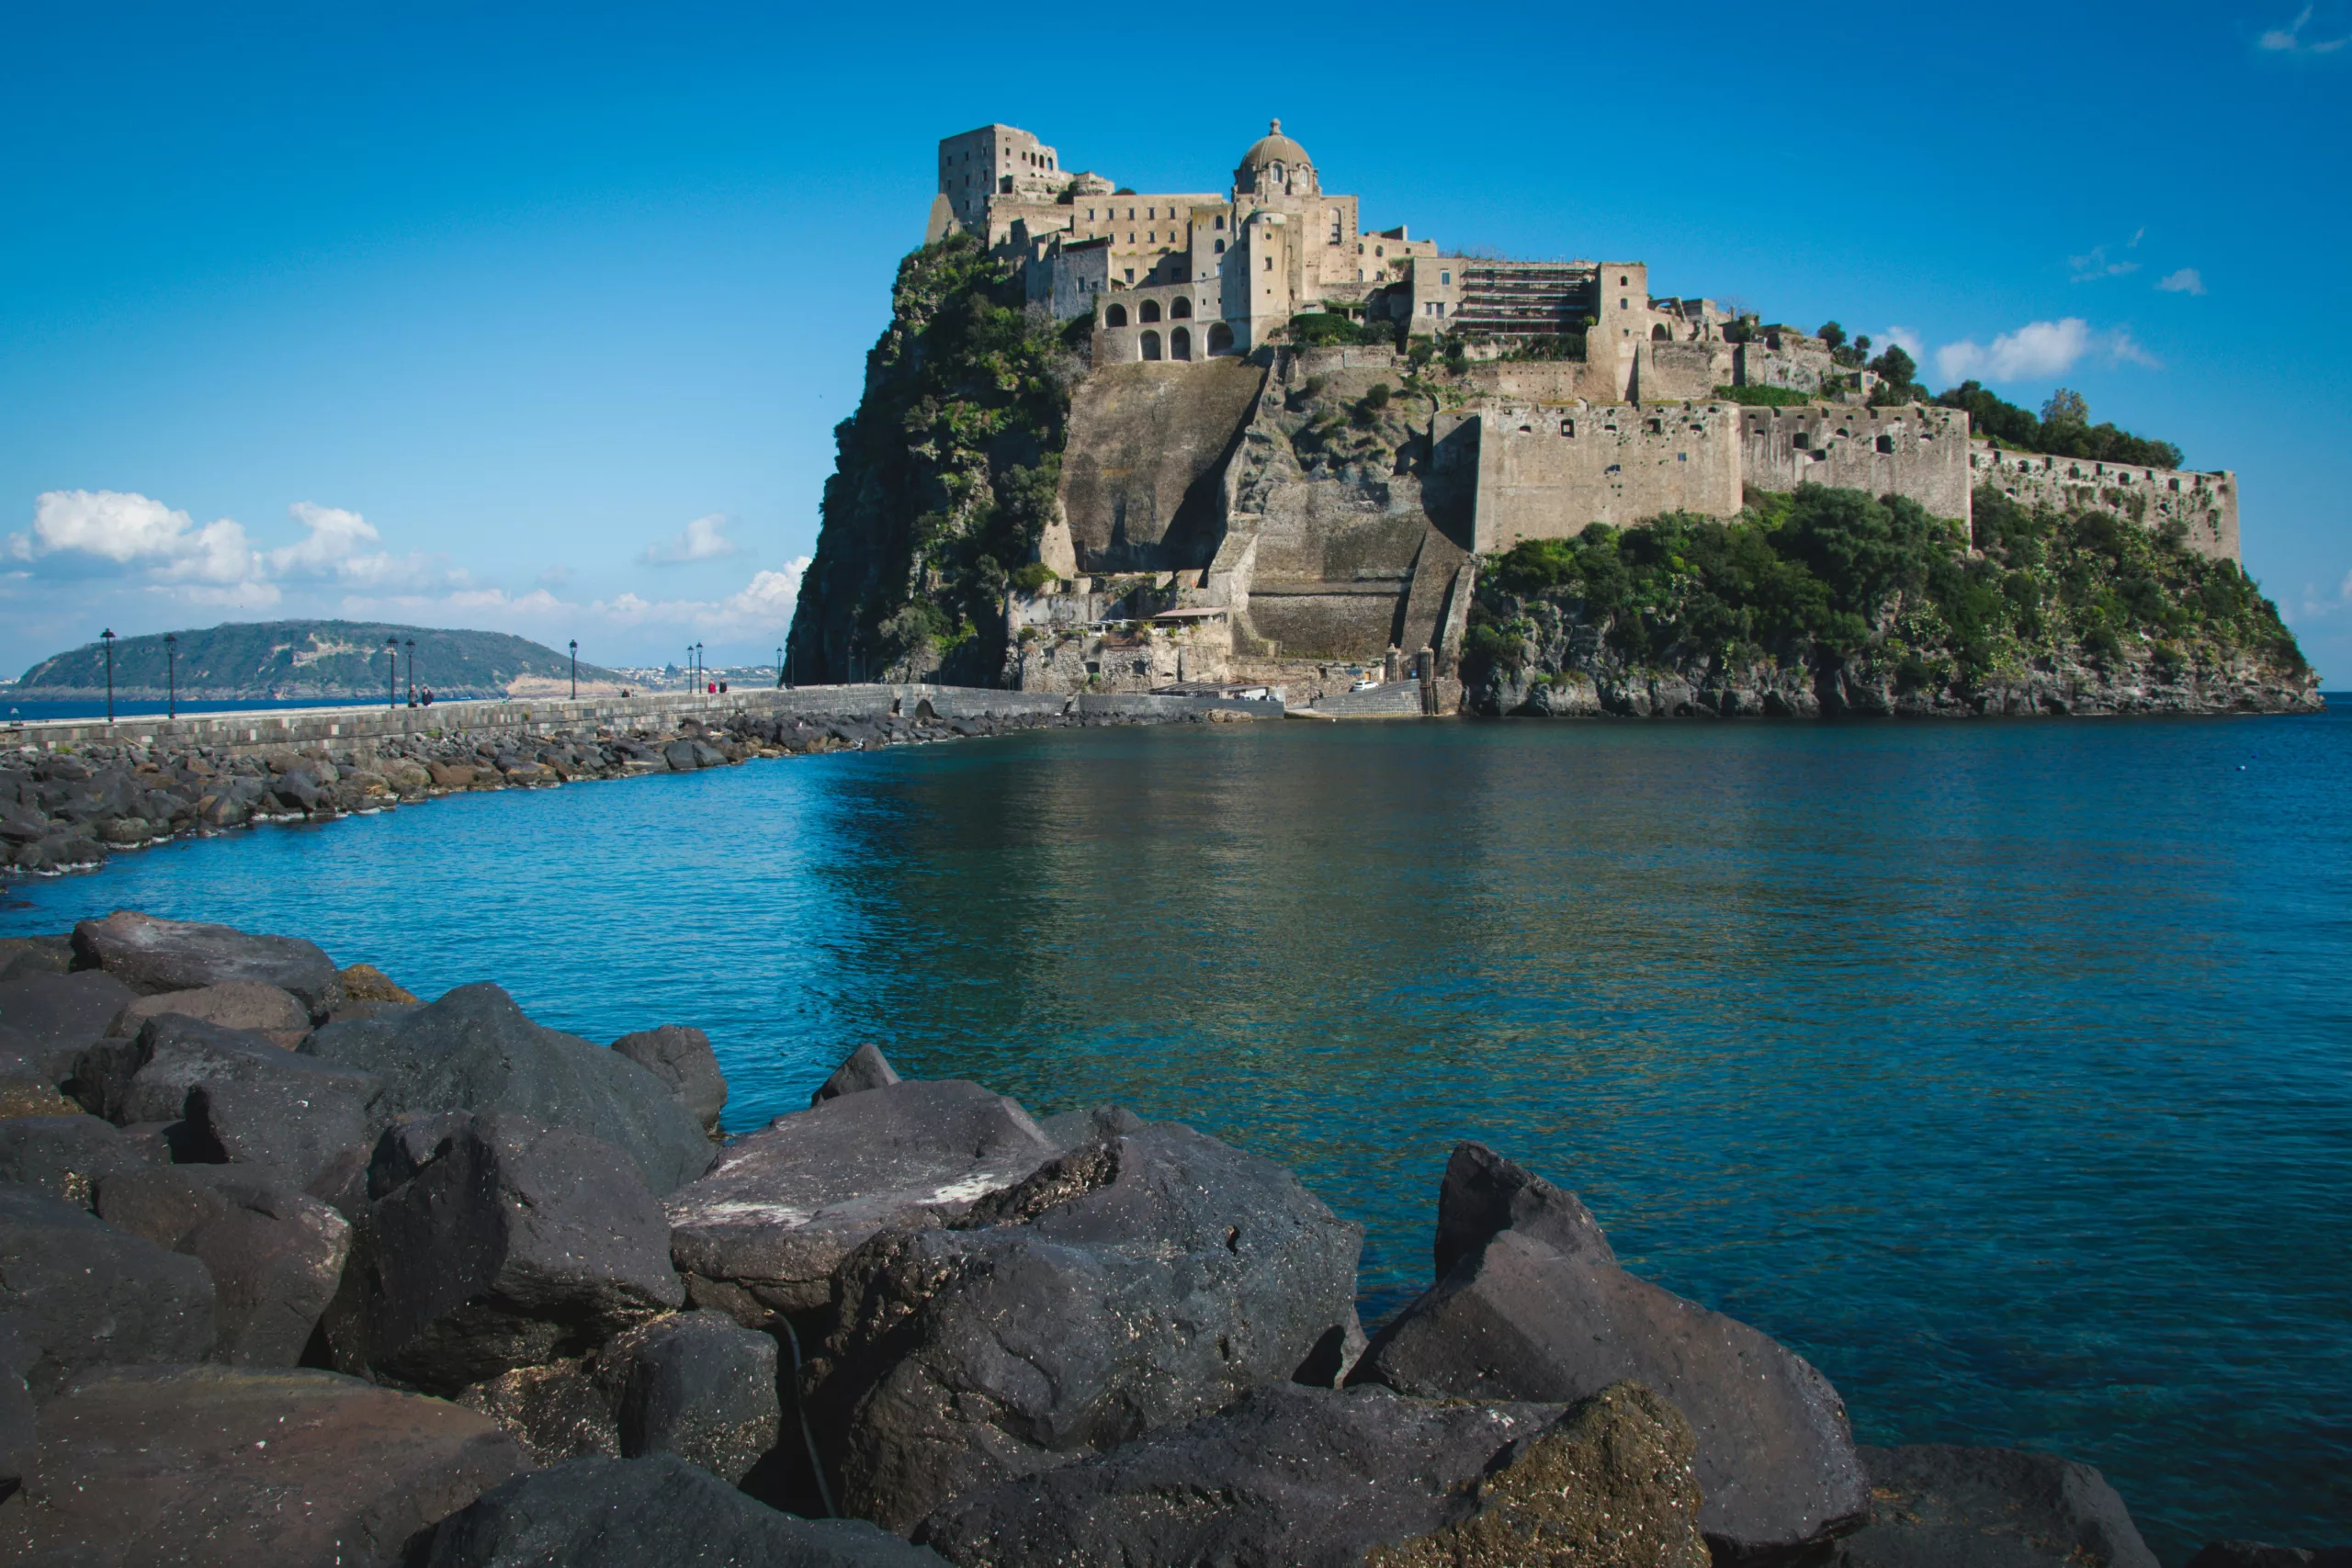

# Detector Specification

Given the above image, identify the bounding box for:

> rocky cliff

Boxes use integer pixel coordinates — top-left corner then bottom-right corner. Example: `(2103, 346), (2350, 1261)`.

(1465, 484), (2318, 718)
(786, 235), (1086, 685)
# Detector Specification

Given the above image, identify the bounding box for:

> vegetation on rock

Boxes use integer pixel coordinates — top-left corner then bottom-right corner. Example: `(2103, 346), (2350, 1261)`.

(786, 235), (1085, 683)
(1464, 482), (2310, 712)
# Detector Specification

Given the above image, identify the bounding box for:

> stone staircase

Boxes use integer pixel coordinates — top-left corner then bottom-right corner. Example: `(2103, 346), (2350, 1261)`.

(1307, 682), (1427, 718)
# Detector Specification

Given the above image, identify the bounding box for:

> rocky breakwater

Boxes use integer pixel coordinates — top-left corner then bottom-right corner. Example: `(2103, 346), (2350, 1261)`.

(0, 702), (1143, 880)
(0, 909), (2327, 1566)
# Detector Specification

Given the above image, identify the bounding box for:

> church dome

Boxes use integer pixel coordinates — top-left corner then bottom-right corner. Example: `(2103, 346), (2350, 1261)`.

(1239, 118), (1312, 173)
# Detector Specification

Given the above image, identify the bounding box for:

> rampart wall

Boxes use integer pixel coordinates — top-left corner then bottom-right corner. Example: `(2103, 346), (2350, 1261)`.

(1439, 400), (1745, 551)
(1969, 445), (2239, 561)
(1739, 405), (1974, 522)
(1634, 340), (1733, 401)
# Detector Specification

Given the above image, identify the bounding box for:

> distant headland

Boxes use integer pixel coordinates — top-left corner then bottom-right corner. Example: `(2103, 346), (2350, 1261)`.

(12, 620), (625, 704)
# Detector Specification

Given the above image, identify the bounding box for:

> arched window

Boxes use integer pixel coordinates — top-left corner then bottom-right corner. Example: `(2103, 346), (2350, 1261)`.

(1139, 299), (1161, 322)
(1651, 323), (1669, 341)
(1170, 327), (1192, 361)
(1207, 322), (1235, 355)
(1170, 297), (1192, 319)
(1103, 302), (1128, 327)
(1140, 330), (1162, 361)
(1214, 239), (1226, 254)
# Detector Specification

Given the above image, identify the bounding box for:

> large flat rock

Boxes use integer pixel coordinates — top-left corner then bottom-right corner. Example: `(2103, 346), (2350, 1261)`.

(1351, 1142), (1869, 1562)
(665, 1076), (1060, 1320)
(0, 1365), (530, 1566)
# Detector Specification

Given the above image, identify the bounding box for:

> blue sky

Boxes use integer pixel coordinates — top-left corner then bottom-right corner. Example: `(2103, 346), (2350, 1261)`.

(3, 1), (2346, 678)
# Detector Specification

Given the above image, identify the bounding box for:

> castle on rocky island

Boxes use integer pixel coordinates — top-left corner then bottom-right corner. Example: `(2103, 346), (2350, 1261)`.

(911, 122), (2242, 694)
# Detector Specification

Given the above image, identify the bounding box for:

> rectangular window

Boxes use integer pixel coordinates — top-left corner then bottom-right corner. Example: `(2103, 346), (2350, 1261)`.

(1441, 271), (1451, 285)
(1264, 256), (1273, 272)
(1216, 215), (1226, 230)
(1125, 268), (1135, 283)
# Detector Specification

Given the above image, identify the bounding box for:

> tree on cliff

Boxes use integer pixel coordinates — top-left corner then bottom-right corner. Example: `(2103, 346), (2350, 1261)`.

(786, 236), (1087, 684)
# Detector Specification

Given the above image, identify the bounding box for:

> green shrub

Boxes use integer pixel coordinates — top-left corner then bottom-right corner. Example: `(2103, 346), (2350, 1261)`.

(1009, 561), (1058, 593)
(1713, 384), (1813, 408)
(1290, 312), (1387, 347)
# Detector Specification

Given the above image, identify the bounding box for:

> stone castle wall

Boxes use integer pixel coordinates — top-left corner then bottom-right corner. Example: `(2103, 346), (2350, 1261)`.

(1438, 400), (1745, 552)
(1969, 445), (2238, 561)
(1738, 405), (1975, 523)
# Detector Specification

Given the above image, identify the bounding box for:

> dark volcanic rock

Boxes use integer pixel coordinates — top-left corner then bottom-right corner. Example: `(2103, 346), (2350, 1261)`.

(0, 967), (138, 1077)
(458, 1359), (622, 1465)
(608, 1309), (781, 1483)
(72, 908), (347, 1018)
(0, 1112), (160, 1207)
(96, 1165), (352, 1365)
(1351, 1143), (1867, 1561)
(0, 1365), (530, 1565)
(346, 1111), (684, 1392)
(1364, 1382), (1711, 1568)
(611, 1023), (728, 1134)
(915, 1382), (1569, 1567)
(106, 1014), (390, 1182)
(107, 978), (311, 1049)
(418, 1452), (947, 1568)
(666, 1074), (1059, 1322)
(0, 1186), (215, 1398)
(0, 1326), (29, 1504)
(662, 737), (702, 770)
(304, 982), (714, 1194)
(808, 1119), (1365, 1530)
(812, 1042), (904, 1103)
(1432, 1137), (1616, 1277)
(1830, 1444), (2159, 1568)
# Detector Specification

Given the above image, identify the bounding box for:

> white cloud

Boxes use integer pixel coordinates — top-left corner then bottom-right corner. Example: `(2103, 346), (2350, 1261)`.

(2156, 267), (2208, 296)
(338, 557), (813, 650)
(1883, 325), (1924, 360)
(2259, 6), (2348, 51)
(638, 513), (741, 566)
(1933, 318), (2161, 384)
(269, 501), (463, 591)
(10, 490), (262, 591)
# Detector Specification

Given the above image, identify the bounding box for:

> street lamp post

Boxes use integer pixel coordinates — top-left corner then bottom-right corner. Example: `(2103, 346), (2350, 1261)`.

(164, 633), (178, 719)
(405, 639), (416, 705)
(100, 629), (116, 724)
(386, 637), (398, 709)
(569, 639), (578, 701)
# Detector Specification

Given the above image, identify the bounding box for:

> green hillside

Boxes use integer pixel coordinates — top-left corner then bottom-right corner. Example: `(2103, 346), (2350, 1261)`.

(14, 620), (621, 700)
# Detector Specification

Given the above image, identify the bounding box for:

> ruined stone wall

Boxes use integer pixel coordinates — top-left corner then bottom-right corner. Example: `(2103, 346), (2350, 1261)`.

(1442, 400), (1745, 552)
(1735, 334), (1838, 393)
(1739, 405), (1973, 522)
(1057, 359), (1266, 573)
(1969, 444), (2240, 561)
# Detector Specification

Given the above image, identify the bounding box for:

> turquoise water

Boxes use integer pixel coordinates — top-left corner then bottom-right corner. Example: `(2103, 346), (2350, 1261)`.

(6, 711), (2347, 1559)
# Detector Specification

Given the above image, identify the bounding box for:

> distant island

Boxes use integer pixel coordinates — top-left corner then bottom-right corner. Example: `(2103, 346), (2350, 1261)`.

(13, 620), (626, 703)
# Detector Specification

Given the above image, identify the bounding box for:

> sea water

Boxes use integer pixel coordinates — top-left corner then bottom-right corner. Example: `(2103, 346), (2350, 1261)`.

(6, 708), (2346, 1559)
